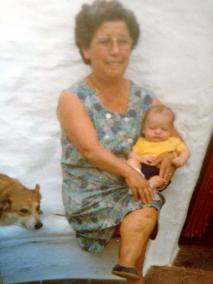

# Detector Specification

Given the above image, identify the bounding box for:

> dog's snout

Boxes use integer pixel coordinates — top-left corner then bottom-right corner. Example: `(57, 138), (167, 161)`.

(35, 222), (43, 230)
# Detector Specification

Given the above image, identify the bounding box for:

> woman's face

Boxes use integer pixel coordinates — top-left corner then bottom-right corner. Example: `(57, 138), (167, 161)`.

(82, 21), (132, 79)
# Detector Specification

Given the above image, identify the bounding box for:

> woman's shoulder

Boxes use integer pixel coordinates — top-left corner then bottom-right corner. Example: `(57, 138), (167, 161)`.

(63, 79), (90, 99)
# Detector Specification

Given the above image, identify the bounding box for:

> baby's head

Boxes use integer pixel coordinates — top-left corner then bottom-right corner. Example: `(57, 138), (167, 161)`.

(142, 105), (175, 142)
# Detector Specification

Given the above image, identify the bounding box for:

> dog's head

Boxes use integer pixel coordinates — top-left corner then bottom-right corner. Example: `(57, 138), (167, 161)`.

(0, 177), (43, 230)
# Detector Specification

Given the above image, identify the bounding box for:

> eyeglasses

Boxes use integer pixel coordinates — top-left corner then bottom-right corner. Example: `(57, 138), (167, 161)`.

(93, 36), (132, 51)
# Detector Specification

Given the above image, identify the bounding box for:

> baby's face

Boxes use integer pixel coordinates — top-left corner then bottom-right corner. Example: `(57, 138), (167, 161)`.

(143, 113), (173, 142)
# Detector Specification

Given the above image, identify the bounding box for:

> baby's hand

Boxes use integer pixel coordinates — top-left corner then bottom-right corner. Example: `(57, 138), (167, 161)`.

(140, 155), (156, 165)
(172, 157), (185, 168)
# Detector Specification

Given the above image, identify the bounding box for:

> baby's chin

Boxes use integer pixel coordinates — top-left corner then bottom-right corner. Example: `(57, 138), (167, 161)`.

(146, 137), (169, 142)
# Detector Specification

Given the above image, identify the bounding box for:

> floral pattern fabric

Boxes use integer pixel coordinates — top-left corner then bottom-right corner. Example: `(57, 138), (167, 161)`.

(60, 80), (162, 252)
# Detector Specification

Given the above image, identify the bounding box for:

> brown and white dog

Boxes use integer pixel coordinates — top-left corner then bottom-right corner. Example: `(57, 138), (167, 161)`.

(0, 173), (42, 230)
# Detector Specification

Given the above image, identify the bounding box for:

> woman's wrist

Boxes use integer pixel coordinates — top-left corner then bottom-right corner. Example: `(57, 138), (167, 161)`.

(122, 160), (137, 179)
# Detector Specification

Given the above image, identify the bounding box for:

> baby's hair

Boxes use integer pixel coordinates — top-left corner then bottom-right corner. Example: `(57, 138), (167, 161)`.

(142, 104), (175, 130)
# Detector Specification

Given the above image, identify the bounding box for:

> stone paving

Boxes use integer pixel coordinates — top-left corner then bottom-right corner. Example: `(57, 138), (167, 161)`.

(145, 265), (213, 284)
(145, 242), (213, 284)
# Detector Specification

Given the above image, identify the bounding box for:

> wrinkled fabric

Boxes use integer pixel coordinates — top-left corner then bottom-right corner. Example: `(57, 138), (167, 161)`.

(60, 80), (162, 252)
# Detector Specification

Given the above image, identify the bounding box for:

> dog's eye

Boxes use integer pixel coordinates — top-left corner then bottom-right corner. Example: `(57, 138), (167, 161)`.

(36, 205), (40, 212)
(19, 208), (30, 214)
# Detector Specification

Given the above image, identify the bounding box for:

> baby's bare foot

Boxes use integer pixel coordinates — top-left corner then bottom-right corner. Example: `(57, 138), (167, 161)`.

(149, 176), (166, 190)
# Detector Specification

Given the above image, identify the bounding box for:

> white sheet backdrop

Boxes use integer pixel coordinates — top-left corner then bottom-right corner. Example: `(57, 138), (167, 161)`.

(0, 0), (213, 278)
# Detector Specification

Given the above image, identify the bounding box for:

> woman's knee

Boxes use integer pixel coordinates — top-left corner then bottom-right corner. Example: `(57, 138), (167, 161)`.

(142, 207), (158, 222)
(122, 207), (158, 234)
(137, 207), (157, 229)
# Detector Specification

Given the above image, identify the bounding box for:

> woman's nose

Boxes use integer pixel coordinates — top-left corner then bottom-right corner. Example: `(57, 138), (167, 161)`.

(110, 38), (120, 53)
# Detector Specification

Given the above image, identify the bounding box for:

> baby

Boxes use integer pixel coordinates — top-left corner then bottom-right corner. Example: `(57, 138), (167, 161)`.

(128, 104), (190, 191)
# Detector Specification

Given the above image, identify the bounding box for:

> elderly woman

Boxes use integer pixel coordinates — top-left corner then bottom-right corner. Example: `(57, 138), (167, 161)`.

(57, 1), (176, 283)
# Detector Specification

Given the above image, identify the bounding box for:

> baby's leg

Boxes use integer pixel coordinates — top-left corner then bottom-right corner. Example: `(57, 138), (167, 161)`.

(149, 175), (166, 190)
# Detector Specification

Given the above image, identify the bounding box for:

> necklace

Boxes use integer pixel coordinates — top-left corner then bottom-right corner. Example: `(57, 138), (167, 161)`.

(88, 75), (129, 113)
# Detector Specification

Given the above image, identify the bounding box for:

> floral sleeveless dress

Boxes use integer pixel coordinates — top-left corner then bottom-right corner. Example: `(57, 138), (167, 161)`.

(60, 79), (162, 253)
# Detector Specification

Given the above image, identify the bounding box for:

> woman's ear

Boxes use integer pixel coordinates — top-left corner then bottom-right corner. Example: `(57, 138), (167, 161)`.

(82, 48), (91, 61)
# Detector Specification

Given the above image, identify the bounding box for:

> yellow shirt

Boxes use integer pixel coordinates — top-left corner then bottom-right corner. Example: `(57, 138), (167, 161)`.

(133, 136), (186, 157)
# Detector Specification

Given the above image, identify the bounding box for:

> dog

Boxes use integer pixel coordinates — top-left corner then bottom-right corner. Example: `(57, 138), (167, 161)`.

(0, 173), (42, 230)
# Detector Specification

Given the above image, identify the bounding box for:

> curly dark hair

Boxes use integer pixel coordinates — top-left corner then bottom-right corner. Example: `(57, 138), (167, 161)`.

(75, 0), (140, 65)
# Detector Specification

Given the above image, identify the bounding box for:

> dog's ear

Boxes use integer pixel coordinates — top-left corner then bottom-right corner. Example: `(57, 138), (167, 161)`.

(34, 184), (40, 193)
(34, 184), (41, 200)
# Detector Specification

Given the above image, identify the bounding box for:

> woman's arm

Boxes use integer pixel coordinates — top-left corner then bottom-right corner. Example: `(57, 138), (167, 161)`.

(57, 91), (154, 203)
(172, 146), (191, 167)
(128, 151), (144, 167)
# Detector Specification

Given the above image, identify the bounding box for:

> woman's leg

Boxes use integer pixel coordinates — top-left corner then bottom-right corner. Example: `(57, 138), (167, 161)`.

(118, 207), (158, 282)
(125, 238), (149, 284)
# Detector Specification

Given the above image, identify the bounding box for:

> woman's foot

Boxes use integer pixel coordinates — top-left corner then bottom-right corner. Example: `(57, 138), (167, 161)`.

(112, 264), (141, 280)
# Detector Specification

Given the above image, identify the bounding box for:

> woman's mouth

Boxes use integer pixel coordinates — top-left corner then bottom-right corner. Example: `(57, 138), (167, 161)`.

(106, 61), (123, 69)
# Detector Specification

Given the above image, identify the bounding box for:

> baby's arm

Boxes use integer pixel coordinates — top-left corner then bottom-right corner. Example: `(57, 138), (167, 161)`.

(172, 146), (190, 168)
(139, 155), (156, 165)
(128, 152), (155, 166)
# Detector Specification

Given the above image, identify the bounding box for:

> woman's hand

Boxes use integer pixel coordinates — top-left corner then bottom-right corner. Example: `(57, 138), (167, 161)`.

(151, 152), (177, 183)
(124, 167), (154, 203)
(172, 156), (186, 168)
